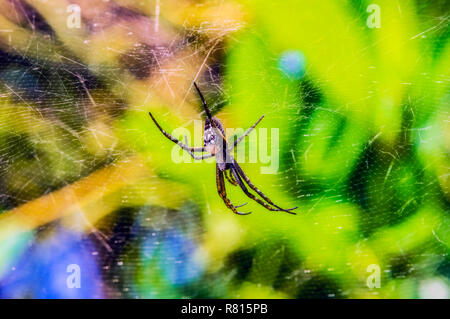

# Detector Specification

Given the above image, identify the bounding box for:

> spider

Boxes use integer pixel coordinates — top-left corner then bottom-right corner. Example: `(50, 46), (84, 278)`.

(148, 82), (297, 215)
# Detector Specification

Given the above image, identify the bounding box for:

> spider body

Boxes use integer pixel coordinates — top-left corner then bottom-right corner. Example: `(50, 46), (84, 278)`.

(148, 82), (297, 215)
(203, 117), (223, 153)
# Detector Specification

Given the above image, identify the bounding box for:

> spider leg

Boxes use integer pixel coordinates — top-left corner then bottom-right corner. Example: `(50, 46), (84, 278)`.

(193, 82), (213, 120)
(232, 160), (298, 214)
(184, 135), (214, 160)
(224, 169), (238, 186)
(231, 167), (296, 215)
(223, 168), (248, 208)
(149, 112), (211, 160)
(190, 153), (215, 160)
(230, 115), (265, 150)
(216, 164), (251, 215)
(193, 82), (228, 142)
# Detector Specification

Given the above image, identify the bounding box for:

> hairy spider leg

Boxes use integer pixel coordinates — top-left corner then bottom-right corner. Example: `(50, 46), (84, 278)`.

(190, 153), (215, 160)
(193, 82), (213, 120)
(224, 169), (238, 186)
(149, 112), (212, 160)
(232, 160), (298, 214)
(230, 167), (295, 214)
(216, 164), (251, 215)
(184, 135), (215, 160)
(193, 82), (228, 142)
(230, 115), (265, 150)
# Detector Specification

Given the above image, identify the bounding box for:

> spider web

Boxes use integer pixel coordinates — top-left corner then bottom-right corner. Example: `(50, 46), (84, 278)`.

(0, 0), (448, 299)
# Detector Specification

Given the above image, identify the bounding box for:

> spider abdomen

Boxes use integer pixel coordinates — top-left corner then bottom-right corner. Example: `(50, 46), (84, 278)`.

(203, 117), (226, 156)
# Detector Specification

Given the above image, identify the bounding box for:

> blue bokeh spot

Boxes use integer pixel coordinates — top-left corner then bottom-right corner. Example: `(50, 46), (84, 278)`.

(278, 50), (306, 79)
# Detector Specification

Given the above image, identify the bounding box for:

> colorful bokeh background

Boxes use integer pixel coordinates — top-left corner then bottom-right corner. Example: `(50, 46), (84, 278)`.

(0, 0), (448, 298)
